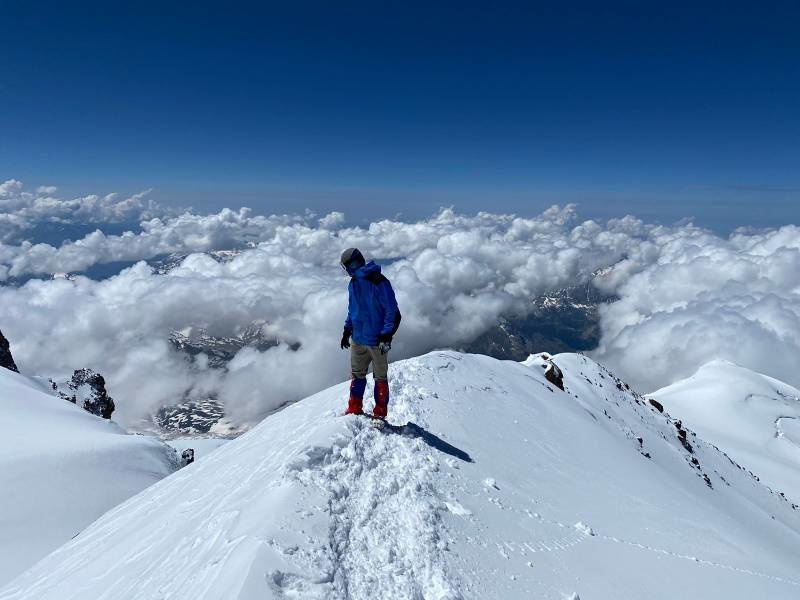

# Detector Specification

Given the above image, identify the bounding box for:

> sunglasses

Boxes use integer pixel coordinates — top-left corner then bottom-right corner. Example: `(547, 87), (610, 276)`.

(341, 259), (362, 273)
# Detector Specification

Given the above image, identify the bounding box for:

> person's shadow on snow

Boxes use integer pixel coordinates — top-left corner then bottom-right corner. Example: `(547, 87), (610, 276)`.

(383, 422), (474, 463)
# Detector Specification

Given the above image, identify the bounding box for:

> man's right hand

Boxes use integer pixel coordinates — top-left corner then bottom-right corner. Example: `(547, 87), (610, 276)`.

(340, 330), (351, 349)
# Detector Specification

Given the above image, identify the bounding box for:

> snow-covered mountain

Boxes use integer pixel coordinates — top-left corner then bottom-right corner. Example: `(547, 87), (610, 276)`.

(464, 283), (606, 359)
(150, 249), (246, 275)
(651, 360), (800, 505)
(135, 324), (278, 437)
(0, 368), (179, 587)
(169, 323), (278, 370)
(3, 351), (799, 599)
(150, 397), (246, 439)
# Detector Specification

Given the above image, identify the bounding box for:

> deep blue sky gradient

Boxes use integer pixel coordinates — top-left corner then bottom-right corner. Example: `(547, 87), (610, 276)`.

(1, 1), (798, 231)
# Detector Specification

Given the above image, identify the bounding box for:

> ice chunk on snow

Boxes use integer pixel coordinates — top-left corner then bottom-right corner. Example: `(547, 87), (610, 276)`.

(445, 501), (472, 517)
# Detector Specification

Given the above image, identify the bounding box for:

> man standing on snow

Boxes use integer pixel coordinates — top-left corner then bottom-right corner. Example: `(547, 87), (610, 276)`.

(340, 248), (401, 418)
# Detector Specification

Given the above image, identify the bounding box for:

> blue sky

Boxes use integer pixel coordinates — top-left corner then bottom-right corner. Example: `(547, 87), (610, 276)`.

(1, 1), (798, 231)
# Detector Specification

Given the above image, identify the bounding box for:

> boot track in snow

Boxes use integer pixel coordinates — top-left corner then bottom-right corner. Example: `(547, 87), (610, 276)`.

(280, 374), (464, 600)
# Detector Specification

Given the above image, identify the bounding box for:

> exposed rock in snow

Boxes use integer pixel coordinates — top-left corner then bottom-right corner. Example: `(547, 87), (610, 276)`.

(0, 329), (18, 373)
(523, 352), (565, 390)
(544, 360), (564, 390)
(180, 448), (195, 466)
(3, 351), (799, 600)
(165, 437), (229, 463)
(51, 368), (115, 419)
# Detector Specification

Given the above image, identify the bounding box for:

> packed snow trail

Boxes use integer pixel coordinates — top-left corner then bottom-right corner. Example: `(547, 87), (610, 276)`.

(3, 351), (800, 599)
(277, 373), (460, 599)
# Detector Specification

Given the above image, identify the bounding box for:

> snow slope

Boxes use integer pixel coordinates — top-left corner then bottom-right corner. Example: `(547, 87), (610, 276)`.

(3, 351), (800, 599)
(651, 360), (800, 505)
(0, 368), (178, 586)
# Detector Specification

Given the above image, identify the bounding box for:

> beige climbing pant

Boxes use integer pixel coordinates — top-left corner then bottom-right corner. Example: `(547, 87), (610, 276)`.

(350, 341), (389, 380)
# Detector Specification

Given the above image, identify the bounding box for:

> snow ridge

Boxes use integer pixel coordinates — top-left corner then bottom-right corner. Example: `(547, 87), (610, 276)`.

(4, 351), (800, 600)
(651, 360), (800, 504)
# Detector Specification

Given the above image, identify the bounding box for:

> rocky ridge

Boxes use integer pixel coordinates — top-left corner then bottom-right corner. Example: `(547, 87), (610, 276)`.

(50, 369), (115, 419)
(0, 329), (18, 373)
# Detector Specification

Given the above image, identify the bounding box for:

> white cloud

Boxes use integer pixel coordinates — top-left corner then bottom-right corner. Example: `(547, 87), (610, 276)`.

(591, 224), (800, 392)
(318, 211), (345, 229)
(1, 179), (798, 428)
(0, 194), (649, 425)
(0, 179), (23, 197)
(0, 179), (168, 245)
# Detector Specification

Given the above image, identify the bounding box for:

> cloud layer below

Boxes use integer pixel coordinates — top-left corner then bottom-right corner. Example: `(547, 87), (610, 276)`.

(1, 180), (798, 426)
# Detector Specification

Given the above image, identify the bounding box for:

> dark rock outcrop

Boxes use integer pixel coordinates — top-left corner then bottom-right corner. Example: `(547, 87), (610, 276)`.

(648, 398), (664, 413)
(52, 369), (116, 419)
(674, 420), (694, 454)
(0, 329), (19, 373)
(544, 361), (565, 391)
(529, 352), (566, 391)
(181, 449), (195, 466)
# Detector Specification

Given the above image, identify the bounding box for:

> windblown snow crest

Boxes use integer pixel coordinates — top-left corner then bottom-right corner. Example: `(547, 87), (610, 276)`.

(3, 351), (800, 600)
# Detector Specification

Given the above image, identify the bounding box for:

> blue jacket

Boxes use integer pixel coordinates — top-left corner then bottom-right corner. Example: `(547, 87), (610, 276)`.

(344, 261), (401, 347)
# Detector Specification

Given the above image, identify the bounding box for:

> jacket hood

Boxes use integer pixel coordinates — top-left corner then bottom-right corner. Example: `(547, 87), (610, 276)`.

(352, 261), (381, 279)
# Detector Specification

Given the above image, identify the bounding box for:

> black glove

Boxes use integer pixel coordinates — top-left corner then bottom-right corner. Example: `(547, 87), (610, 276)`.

(377, 332), (393, 345)
(340, 329), (352, 349)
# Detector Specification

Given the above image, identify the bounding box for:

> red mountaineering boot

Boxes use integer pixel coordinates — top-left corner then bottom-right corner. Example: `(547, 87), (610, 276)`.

(373, 379), (389, 419)
(345, 377), (367, 415)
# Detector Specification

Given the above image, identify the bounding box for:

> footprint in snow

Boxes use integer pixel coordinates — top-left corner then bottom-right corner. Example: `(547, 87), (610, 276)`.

(574, 522), (595, 536)
(444, 501), (472, 517)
